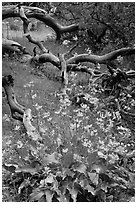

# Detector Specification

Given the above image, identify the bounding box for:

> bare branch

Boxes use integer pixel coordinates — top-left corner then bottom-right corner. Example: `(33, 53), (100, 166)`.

(25, 34), (48, 53)
(37, 47), (134, 74)
(67, 47), (135, 65)
(17, 4), (30, 24)
(64, 43), (78, 57)
(23, 109), (42, 141)
(2, 5), (79, 40)
(2, 75), (25, 121)
(2, 39), (29, 56)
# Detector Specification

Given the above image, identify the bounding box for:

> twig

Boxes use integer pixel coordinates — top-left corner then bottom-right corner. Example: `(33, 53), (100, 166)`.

(64, 43), (78, 57)
(17, 5), (48, 53)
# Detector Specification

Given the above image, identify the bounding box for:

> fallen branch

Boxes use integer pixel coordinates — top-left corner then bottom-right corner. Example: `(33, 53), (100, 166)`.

(2, 75), (25, 121)
(17, 5), (49, 54)
(23, 108), (42, 141)
(2, 5), (134, 75)
(37, 47), (135, 73)
(2, 4), (78, 55)
(2, 5), (79, 40)
(15, 5), (45, 54)
(66, 47), (135, 65)
(25, 34), (48, 53)
(2, 39), (29, 56)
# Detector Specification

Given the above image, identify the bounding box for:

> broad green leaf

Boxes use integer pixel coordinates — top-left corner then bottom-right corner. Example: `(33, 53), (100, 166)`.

(85, 184), (95, 195)
(62, 168), (75, 178)
(45, 189), (54, 202)
(87, 151), (98, 165)
(30, 191), (44, 201)
(88, 172), (99, 185)
(44, 152), (60, 164)
(18, 179), (30, 194)
(62, 152), (74, 168)
(15, 167), (38, 174)
(73, 163), (87, 174)
(91, 164), (105, 174)
(42, 175), (54, 185)
(15, 161), (41, 174)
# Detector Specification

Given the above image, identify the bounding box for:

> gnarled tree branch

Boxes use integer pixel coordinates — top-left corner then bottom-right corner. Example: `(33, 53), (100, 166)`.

(2, 4), (134, 76)
(66, 47), (135, 65)
(2, 5), (79, 40)
(17, 5), (49, 53)
(2, 75), (25, 121)
(37, 47), (135, 73)
(2, 39), (30, 56)
(23, 109), (42, 141)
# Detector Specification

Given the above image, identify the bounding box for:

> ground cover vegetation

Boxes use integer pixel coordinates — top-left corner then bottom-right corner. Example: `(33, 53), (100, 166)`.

(2, 2), (135, 202)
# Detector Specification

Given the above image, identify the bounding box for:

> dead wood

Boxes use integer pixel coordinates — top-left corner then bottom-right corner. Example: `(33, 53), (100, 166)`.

(23, 109), (42, 141)
(2, 5), (79, 40)
(2, 75), (25, 121)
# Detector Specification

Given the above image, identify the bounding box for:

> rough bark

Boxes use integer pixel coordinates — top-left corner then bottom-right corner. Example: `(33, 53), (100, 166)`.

(2, 5), (79, 40)
(2, 39), (30, 56)
(38, 47), (135, 72)
(25, 34), (48, 53)
(66, 47), (135, 65)
(2, 75), (25, 121)
(23, 109), (42, 141)
(2, 5), (134, 75)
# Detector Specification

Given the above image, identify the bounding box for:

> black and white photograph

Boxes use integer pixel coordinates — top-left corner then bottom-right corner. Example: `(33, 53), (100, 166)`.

(2, 1), (135, 202)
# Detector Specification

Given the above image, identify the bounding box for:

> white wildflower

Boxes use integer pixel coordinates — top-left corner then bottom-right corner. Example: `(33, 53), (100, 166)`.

(62, 40), (70, 45)
(34, 103), (42, 110)
(3, 114), (10, 122)
(42, 112), (50, 118)
(16, 141), (23, 148)
(32, 93), (37, 99)
(62, 148), (68, 153)
(77, 111), (83, 117)
(14, 124), (20, 131)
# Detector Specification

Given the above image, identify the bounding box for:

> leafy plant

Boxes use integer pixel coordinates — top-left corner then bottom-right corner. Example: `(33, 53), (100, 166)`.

(2, 2), (135, 202)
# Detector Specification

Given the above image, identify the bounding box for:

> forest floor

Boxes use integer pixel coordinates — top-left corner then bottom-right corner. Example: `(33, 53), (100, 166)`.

(2, 46), (93, 201)
(2, 28), (135, 202)
(2, 58), (62, 201)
